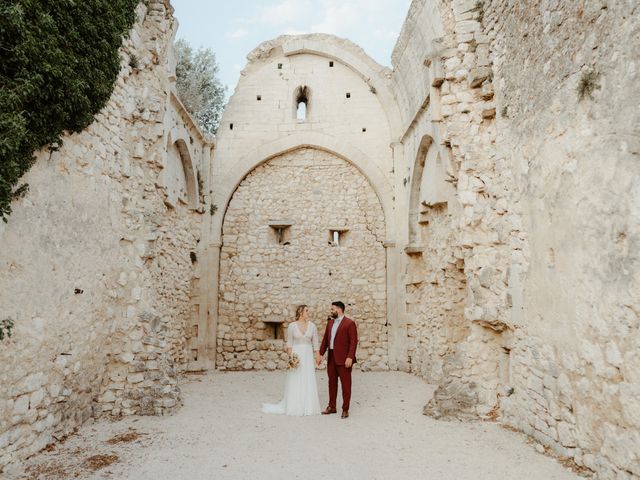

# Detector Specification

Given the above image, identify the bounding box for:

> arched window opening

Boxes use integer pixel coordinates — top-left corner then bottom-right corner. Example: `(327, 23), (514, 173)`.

(295, 86), (309, 121)
(297, 102), (307, 120)
(165, 138), (199, 210)
(408, 136), (433, 250)
(407, 135), (456, 254)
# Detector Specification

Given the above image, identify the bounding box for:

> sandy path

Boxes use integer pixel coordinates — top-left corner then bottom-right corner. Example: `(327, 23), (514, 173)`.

(8, 371), (582, 480)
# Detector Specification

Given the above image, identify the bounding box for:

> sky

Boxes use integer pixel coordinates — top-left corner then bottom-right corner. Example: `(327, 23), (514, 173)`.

(171, 0), (413, 95)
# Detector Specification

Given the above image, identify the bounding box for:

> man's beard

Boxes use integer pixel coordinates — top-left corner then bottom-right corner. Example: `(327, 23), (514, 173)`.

(330, 312), (339, 319)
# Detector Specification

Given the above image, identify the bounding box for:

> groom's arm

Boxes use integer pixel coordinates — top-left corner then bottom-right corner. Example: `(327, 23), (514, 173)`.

(319, 324), (329, 356)
(347, 321), (358, 361)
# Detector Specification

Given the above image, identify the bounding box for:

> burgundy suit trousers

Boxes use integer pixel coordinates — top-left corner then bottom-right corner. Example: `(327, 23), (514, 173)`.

(327, 350), (352, 411)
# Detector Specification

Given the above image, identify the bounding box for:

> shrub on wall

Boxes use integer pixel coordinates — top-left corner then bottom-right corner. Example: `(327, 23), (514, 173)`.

(174, 38), (227, 135)
(0, 0), (140, 222)
(0, 318), (14, 341)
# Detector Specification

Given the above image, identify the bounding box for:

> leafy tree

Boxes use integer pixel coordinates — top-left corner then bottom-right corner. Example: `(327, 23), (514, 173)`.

(0, 0), (139, 221)
(174, 39), (226, 135)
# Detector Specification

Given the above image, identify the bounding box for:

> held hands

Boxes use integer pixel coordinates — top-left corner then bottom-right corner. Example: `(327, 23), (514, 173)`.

(314, 354), (352, 367)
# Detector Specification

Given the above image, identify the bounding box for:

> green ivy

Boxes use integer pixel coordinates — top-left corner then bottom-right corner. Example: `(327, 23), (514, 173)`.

(0, 318), (14, 341)
(0, 0), (140, 221)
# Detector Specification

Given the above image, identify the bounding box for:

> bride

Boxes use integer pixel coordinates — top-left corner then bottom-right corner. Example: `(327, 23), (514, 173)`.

(262, 305), (322, 416)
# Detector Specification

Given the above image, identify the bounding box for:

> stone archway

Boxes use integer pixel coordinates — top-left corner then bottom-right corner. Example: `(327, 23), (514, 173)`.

(408, 135), (434, 248)
(216, 147), (387, 371)
(165, 137), (199, 210)
(403, 135), (467, 384)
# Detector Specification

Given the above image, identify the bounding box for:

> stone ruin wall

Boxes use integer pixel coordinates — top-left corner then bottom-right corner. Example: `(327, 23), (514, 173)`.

(485, 0), (640, 477)
(390, 0), (469, 388)
(218, 148), (387, 371)
(403, 196), (468, 385)
(394, 0), (640, 478)
(0, 0), (638, 478)
(210, 34), (398, 374)
(392, 0), (514, 417)
(0, 0), (211, 469)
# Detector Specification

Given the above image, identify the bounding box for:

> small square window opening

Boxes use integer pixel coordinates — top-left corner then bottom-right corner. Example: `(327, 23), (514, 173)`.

(328, 229), (348, 246)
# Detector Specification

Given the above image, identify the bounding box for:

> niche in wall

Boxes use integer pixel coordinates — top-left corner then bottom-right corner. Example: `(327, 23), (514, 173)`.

(264, 321), (284, 340)
(328, 227), (349, 247)
(407, 135), (455, 251)
(269, 220), (293, 245)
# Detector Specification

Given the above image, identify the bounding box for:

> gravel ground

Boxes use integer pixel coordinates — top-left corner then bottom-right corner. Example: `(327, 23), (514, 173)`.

(7, 371), (583, 480)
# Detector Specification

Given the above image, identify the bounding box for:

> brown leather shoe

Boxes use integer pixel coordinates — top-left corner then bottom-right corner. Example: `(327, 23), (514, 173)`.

(341, 410), (349, 419)
(322, 406), (337, 415)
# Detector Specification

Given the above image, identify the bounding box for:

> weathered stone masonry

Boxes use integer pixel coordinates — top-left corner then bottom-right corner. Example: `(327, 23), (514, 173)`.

(1, 1), (638, 479)
(0, 0), (213, 469)
(218, 148), (387, 371)
(485, 1), (640, 477)
(391, 1), (640, 478)
(208, 34), (401, 373)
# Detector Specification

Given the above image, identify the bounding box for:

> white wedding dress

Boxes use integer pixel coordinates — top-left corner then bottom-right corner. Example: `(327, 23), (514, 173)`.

(262, 321), (322, 416)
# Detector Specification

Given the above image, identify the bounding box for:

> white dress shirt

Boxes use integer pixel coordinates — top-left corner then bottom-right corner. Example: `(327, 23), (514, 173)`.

(330, 315), (344, 349)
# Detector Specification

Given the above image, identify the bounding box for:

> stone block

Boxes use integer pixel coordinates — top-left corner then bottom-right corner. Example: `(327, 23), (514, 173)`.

(101, 390), (117, 403)
(605, 342), (623, 367)
(453, 0), (478, 16)
(557, 422), (576, 447)
(468, 67), (492, 88)
(120, 353), (135, 364)
(481, 107), (496, 119)
(29, 390), (45, 409)
(619, 383), (640, 427)
(17, 373), (47, 396)
(127, 373), (145, 384)
(445, 57), (462, 72)
(456, 20), (480, 35)
(12, 396), (29, 416)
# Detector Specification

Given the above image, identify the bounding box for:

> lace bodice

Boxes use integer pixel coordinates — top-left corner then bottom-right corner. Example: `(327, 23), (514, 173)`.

(286, 321), (319, 351)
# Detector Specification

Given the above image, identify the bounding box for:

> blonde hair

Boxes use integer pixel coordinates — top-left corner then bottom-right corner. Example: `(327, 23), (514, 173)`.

(295, 304), (308, 321)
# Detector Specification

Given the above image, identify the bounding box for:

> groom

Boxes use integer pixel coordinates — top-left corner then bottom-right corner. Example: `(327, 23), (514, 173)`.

(317, 301), (358, 419)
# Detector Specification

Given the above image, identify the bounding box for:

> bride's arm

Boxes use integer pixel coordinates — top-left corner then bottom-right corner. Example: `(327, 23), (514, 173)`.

(312, 324), (322, 365)
(312, 323), (320, 352)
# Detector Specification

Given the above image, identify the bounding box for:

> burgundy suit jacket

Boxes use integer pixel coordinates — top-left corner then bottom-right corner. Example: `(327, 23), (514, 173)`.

(320, 316), (358, 365)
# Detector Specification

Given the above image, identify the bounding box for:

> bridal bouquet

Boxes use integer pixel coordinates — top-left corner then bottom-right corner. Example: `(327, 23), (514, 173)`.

(287, 353), (300, 370)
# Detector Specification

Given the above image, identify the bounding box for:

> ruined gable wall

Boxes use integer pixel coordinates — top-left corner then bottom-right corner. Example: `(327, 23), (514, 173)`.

(211, 35), (397, 371)
(213, 35), (395, 182)
(218, 148), (387, 371)
(0, 1), (210, 469)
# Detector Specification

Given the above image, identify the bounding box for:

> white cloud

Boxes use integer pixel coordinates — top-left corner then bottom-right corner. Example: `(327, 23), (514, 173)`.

(229, 28), (249, 39)
(241, 0), (404, 37)
(282, 28), (308, 36)
(311, 3), (359, 35)
(310, 0), (402, 36)
(230, 0), (411, 66)
(374, 28), (400, 41)
(257, 0), (313, 27)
